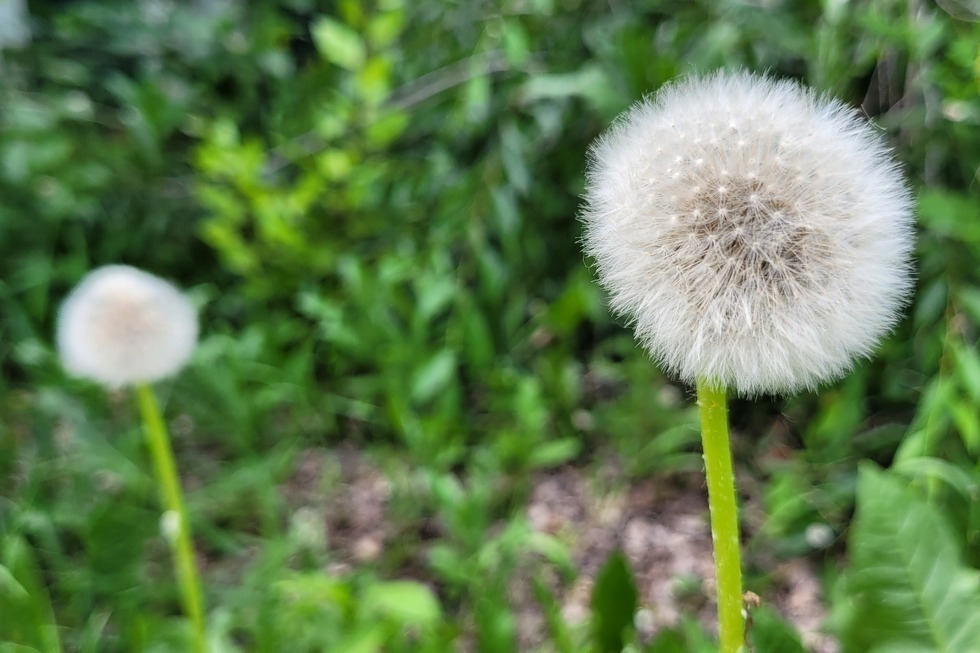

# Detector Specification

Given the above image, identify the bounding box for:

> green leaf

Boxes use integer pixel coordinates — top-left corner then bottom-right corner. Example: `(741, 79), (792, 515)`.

(590, 550), (638, 653)
(501, 20), (530, 67)
(952, 341), (980, 403)
(517, 63), (618, 115)
(311, 16), (366, 71)
(895, 377), (954, 463)
(951, 399), (980, 456)
(834, 465), (980, 652)
(748, 606), (806, 653)
(0, 537), (62, 653)
(527, 532), (576, 576)
(276, 572), (350, 608)
(462, 307), (494, 369)
(499, 121), (530, 194)
(892, 457), (979, 504)
(647, 628), (688, 652)
(411, 349), (457, 404)
(0, 643), (45, 652)
(532, 576), (575, 653)
(528, 437), (581, 469)
(913, 277), (947, 329)
(366, 10), (404, 48)
(917, 189), (980, 246)
(955, 286), (980, 325)
(645, 618), (716, 652)
(333, 629), (384, 653)
(414, 275), (456, 326)
(362, 580), (442, 628)
(474, 583), (517, 653)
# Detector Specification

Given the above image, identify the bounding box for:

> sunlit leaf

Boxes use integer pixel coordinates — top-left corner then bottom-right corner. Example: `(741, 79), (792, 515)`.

(312, 16), (366, 71)
(411, 349), (457, 404)
(528, 437), (581, 469)
(362, 580), (442, 627)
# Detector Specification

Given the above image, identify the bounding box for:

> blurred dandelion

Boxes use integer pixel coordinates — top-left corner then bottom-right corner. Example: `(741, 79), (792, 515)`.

(581, 71), (914, 653)
(57, 265), (198, 388)
(57, 265), (206, 653)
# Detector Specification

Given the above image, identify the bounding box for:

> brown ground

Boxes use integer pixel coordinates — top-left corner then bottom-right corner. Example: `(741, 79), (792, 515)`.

(281, 447), (839, 653)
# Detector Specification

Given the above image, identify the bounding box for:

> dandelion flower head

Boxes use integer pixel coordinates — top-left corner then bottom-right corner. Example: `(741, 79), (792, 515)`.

(582, 71), (914, 396)
(57, 265), (198, 387)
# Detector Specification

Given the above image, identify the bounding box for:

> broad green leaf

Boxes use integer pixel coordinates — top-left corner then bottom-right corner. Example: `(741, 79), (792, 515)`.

(590, 550), (638, 653)
(501, 20), (530, 66)
(411, 349), (457, 404)
(895, 377), (954, 464)
(334, 629), (384, 653)
(311, 16), (366, 71)
(462, 68), (491, 123)
(415, 275), (456, 326)
(835, 465), (980, 652)
(362, 580), (442, 627)
(356, 57), (392, 106)
(917, 189), (980, 246)
(951, 399), (980, 456)
(276, 572), (350, 608)
(913, 277), (947, 329)
(528, 437), (582, 469)
(427, 544), (467, 586)
(517, 63), (618, 115)
(366, 10), (404, 48)
(0, 564), (30, 601)
(892, 457), (980, 503)
(526, 532), (576, 575)
(952, 341), (980, 402)
(364, 111), (408, 147)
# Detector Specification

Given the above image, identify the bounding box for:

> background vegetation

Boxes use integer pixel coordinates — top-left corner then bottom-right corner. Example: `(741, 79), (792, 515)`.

(1, 0), (978, 651)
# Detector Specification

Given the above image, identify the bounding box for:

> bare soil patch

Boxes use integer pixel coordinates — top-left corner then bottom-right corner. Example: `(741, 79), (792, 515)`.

(281, 447), (838, 652)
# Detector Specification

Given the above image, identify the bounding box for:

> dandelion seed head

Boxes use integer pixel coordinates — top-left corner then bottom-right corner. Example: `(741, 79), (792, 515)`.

(581, 71), (914, 396)
(57, 265), (198, 387)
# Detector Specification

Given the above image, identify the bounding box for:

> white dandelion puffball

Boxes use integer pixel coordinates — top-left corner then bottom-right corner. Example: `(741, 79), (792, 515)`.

(57, 265), (198, 387)
(582, 71), (914, 396)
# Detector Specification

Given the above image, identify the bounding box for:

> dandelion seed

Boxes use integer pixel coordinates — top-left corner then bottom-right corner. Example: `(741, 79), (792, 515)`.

(57, 265), (198, 387)
(581, 71), (914, 396)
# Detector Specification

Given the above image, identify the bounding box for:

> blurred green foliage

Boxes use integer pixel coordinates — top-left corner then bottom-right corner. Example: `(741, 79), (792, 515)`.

(831, 464), (980, 651)
(1, 0), (978, 651)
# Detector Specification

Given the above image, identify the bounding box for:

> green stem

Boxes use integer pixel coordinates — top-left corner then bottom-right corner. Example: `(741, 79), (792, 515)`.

(696, 379), (744, 653)
(135, 383), (206, 653)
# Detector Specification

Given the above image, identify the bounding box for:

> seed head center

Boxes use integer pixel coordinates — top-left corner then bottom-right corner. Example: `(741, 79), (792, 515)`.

(670, 176), (821, 298)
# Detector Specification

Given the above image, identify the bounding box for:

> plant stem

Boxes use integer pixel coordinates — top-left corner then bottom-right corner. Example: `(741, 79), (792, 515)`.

(696, 378), (744, 653)
(135, 383), (206, 653)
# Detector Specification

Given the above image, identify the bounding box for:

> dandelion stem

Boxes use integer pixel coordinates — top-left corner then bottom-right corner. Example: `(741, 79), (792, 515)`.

(135, 383), (207, 653)
(696, 378), (744, 653)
